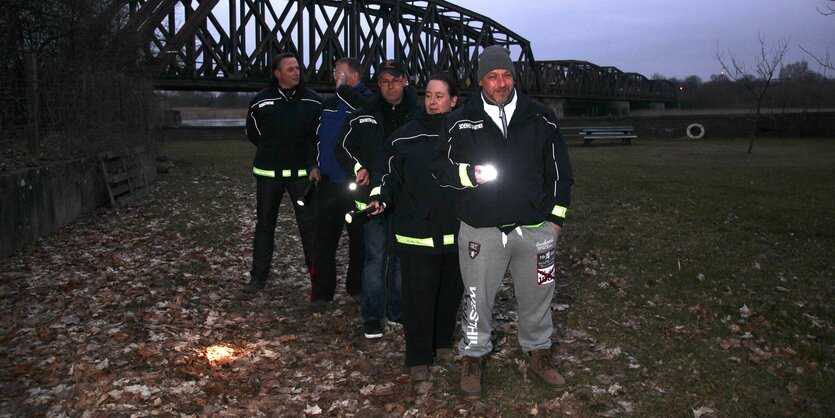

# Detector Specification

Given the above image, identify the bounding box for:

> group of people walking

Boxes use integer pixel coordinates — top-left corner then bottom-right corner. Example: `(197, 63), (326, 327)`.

(242, 46), (574, 399)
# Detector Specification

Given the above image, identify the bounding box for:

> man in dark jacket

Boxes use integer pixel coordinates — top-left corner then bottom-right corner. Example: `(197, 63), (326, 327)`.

(309, 57), (373, 311)
(432, 45), (575, 399)
(334, 60), (418, 339)
(243, 52), (323, 294)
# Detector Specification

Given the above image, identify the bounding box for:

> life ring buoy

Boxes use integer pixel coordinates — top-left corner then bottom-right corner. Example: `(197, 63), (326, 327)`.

(686, 123), (705, 139)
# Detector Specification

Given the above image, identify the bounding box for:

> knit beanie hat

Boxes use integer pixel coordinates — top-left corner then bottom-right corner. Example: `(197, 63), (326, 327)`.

(477, 45), (516, 81)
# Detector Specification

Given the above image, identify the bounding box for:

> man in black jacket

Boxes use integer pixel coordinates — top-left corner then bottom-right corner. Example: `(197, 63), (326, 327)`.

(243, 52), (323, 294)
(432, 45), (574, 399)
(335, 60), (418, 339)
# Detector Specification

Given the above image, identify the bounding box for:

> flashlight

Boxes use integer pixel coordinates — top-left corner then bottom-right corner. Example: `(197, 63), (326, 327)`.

(345, 206), (375, 224)
(296, 181), (315, 206)
(481, 164), (498, 182)
(348, 181), (358, 191)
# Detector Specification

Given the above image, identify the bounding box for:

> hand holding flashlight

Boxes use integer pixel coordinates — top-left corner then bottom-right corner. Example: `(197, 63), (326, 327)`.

(474, 164), (498, 184)
(345, 206), (376, 224)
(355, 168), (370, 185)
(296, 181), (316, 206)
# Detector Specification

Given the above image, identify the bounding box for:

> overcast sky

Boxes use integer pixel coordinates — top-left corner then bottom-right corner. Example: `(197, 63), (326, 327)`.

(455, 0), (835, 80)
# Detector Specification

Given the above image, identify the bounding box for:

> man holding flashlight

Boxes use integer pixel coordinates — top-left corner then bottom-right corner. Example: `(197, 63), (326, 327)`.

(242, 52), (322, 295)
(308, 58), (373, 312)
(432, 45), (574, 399)
(335, 60), (418, 339)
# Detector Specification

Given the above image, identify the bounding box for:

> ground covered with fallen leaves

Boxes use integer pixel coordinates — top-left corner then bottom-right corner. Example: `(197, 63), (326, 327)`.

(1, 138), (833, 416)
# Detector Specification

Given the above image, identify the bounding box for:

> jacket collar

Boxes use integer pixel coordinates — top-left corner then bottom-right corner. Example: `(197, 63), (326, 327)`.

(464, 88), (535, 120)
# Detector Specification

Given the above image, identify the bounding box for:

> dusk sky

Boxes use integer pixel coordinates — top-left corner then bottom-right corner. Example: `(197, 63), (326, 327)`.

(455, 0), (835, 80)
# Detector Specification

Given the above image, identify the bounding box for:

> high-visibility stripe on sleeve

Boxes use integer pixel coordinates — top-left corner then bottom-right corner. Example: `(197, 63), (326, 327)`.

(551, 205), (567, 218)
(354, 162), (363, 175)
(459, 163), (474, 188)
(443, 234), (455, 245)
(298, 169), (307, 177)
(354, 201), (367, 210)
(253, 167), (275, 177)
(282, 169), (293, 177)
(395, 235), (435, 247)
(369, 186), (381, 197)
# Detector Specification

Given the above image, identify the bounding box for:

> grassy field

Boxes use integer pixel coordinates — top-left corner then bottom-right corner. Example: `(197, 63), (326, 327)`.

(2, 137), (831, 416)
(159, 137), (834, 416)
(557, 138), (834, 416)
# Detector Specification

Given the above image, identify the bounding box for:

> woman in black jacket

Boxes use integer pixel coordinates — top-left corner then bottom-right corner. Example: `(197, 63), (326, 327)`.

(367, 74), (463, 381)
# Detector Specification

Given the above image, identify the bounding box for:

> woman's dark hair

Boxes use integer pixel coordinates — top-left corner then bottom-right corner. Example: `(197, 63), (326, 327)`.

(427, 73), (459, 98)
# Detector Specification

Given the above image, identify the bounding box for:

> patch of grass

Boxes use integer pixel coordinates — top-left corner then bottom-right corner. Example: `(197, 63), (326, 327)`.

(147, 138), (834, 415)
(558, 138), (835, 416)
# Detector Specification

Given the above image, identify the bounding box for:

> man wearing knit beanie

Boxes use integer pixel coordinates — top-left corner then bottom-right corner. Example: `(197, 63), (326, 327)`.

(432, 45), (575, 399)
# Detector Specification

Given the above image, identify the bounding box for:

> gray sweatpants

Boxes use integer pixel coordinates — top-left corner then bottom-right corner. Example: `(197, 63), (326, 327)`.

(457, 221), (559, 357)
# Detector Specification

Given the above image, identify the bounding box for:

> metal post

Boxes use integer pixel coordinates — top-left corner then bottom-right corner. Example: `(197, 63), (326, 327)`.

(24, 51), (40, 160)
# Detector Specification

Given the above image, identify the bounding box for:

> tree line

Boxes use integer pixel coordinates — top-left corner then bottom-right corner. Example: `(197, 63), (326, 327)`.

(0, 0), (154, 164)
(655, 61), (835, 111)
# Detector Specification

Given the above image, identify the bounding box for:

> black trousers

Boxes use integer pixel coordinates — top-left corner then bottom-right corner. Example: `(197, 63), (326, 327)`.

(400, 251), (464, 366)
(250, 176), (316, 283)
(310, 178), (365, 301)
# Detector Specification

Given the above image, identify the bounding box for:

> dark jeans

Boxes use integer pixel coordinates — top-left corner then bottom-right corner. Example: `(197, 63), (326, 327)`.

(400, 251), (464, 366)
(310, 178), (364, 301)
(361, 215), (402, 323)
(249, 176), (316, 283)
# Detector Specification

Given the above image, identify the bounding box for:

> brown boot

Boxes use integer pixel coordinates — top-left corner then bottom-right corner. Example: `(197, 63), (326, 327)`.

(528, 349), (566, 388)
(460, 356), (482, 399)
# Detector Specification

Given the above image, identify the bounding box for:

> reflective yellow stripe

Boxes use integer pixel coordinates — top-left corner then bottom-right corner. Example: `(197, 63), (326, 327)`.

(552, 205), (567, 218)
(253, 167), (275, 177)
(369, 186), (381, 197)
(443, 234), (455, 245)
(354, 162), (363, 175)
(501, 221), (546, 229)
(395, 234), (435, 247)
(459, 163), (474, 188)
(354, 201), (367, 210)
(298, 169), (307, 177)
(281, 169), (292, 177)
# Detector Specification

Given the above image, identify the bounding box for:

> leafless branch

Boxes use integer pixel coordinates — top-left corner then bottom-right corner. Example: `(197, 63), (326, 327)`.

(817, 0), (835, 15)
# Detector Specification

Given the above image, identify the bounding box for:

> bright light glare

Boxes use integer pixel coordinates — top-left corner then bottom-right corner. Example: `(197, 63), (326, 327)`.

(206, 345), (237, 366)
(348, 182), (358, 191)
(481, 165), (498, 182)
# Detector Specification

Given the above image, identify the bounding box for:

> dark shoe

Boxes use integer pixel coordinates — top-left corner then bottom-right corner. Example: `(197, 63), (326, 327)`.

(460, 356), (482, 399)
(363, 321), (383, 339)
(310, 300), (329, 313)
(435, 348), (454, 363)
(528, 349), (566, 388)
(241, 279), (266, 294)
(410, 365), (430, 381)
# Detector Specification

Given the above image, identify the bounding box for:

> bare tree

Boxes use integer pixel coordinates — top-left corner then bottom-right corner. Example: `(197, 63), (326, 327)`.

(715, 34), (789, 153)
(800, 0), (835, 73)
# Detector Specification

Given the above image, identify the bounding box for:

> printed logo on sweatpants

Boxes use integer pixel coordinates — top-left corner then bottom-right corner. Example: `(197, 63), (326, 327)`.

(468, 241), (481, 259)
(463, 286), (479, 349)
(537, 248), (556, 285)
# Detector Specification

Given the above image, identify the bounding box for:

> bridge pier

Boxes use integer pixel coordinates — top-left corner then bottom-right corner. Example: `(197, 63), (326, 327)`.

(540, 99), (566, 118)
(611, 101), (631, 116)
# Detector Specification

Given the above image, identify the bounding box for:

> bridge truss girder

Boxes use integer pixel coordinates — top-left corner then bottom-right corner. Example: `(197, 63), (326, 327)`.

(129, 0), (675, 102)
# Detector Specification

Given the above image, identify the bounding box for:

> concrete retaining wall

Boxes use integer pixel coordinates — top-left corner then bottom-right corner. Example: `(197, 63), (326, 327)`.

(0, 148), (158, 259)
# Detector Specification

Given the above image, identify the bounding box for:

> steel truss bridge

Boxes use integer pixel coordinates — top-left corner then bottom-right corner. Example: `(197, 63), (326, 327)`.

(128, 0), (676, 102)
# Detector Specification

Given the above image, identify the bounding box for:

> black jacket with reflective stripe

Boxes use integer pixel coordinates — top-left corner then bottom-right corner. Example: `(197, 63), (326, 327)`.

(334, 86), (418, 202)
(372, 110), (459, 254)
(246, 84), (323, 174)
(432, 89), (574, 228)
